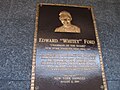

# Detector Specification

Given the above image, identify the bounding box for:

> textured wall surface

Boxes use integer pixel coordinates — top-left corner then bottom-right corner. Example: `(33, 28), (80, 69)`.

(0, 0), (120, 90)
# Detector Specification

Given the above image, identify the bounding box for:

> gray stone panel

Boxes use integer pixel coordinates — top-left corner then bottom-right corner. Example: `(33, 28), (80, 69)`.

(94, 2), (119, 24)
(107, 81), (120, 90)
(103, 0), (120, 3)
(10, 64), (31, 80)
(38, 0), (67, 4)
(92, 0), (120, 3)
(96, 21), (120, 49)
(0, 0), (12, 18)
(102, 48), (120, 80)
(0, 46), (32, 80)
(93, 2), (120, 49)
(67, 0), (82, 5)
(8, 0), (36, 19)
(0, 80), (30, 90)
(0, 18), (35, 47)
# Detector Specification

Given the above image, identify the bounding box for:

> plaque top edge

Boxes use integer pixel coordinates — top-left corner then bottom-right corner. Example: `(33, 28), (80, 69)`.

(38, 3), (94, 9)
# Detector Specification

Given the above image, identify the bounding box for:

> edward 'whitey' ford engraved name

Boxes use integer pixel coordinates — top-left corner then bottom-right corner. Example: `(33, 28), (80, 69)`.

(39, 38), (96, 44)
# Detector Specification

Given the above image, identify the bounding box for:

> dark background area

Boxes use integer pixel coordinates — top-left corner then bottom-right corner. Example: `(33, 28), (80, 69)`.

(0, 0), (120, 90)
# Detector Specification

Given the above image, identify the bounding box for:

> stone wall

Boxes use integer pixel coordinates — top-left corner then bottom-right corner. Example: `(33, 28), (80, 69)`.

(0, 0), (120, 90)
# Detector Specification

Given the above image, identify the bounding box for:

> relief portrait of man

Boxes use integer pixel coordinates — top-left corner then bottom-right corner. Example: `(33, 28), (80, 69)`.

(55, 11), (81, 33)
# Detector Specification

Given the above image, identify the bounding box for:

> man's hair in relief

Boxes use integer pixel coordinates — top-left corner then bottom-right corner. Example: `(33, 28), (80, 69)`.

(59, 11), (72, 18)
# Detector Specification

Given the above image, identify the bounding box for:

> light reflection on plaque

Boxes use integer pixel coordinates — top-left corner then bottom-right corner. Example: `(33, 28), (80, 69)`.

(31, 4), (108, 90)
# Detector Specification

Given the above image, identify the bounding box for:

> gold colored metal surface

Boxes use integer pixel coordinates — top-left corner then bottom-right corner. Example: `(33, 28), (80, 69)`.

(55, 11), (80, 33)
(40, 3), (93, 8)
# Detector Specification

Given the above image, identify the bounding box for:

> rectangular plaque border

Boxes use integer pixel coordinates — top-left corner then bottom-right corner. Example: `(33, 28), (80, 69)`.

(30, 3), (108, 90)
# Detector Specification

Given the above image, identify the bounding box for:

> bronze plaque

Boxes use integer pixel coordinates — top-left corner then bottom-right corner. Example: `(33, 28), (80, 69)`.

(31, 3), (107, 90)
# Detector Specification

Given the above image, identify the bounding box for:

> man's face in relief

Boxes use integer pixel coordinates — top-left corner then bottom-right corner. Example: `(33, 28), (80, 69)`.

(59, 11), (72, 26)
(55, 11), (80, 33)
